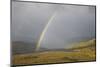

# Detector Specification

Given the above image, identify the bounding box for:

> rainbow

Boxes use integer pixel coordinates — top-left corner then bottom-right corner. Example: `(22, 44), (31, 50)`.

(35, 11), (57, 51)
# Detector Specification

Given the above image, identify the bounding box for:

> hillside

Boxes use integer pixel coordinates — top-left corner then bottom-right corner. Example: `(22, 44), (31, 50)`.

(67, 39), (96, 49)
(12, 41), (36, 55)
(12, 39), (96, 66)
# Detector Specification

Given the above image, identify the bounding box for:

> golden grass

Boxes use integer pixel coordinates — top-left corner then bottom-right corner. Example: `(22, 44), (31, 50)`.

(68, 39), (96, 49)
(12, 39), (96, 65)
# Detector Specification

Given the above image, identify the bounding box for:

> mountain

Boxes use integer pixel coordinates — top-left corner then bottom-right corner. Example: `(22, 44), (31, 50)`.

(12, 41), (36, 55)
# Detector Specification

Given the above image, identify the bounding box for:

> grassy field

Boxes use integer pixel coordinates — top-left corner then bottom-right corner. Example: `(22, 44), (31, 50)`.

(12, 39), (96, 65)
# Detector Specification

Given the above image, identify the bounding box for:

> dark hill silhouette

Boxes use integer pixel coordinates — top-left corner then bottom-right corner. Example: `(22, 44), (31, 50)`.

(12, 41), (36, 55)
(12, 41), (48, 55)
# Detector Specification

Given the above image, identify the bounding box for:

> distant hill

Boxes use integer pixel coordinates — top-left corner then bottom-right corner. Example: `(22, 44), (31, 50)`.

(66, 39), (96, 50)
(12, 41), (48, 55)
(12, 41), (36, 55)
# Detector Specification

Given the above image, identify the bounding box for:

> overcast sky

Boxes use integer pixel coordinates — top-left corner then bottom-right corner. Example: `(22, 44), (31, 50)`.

(11, 1), (95, 49)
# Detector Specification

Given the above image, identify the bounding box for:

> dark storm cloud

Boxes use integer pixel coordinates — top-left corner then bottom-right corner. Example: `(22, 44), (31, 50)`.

(11, 1), (95, 49)
(41, 5), (95, 49)
(11, 1), (59, 43)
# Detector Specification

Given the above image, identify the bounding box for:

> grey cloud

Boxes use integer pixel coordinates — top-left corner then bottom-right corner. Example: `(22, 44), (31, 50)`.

(11, 1), (95, 49)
